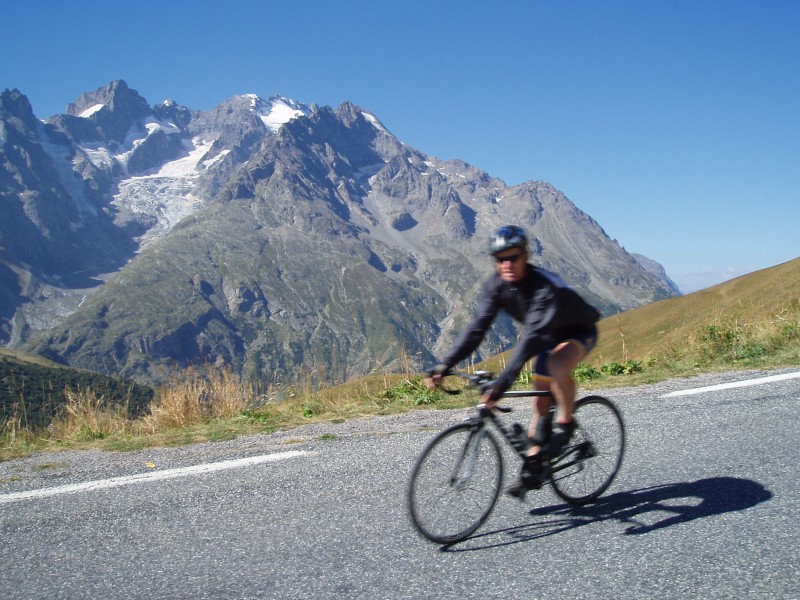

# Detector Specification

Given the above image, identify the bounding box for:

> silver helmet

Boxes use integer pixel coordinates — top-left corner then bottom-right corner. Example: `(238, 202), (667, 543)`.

(489, 225), (528, 255)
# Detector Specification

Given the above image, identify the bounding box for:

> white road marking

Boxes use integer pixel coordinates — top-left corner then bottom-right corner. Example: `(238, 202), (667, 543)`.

(660, 371), (800, 398)
(0, 450), (312, 505)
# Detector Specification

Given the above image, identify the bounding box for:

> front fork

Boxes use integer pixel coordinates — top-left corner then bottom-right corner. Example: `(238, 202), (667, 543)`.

(450, 424), (489, 488)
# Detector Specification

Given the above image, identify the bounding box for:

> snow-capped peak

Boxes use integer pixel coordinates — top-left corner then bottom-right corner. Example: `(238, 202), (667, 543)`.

(247, 94), (310, 132)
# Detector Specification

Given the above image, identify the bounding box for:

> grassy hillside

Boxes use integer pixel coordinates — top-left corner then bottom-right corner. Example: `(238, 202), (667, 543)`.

(460, 257), (800, 382)
(590, 257), (800, 370)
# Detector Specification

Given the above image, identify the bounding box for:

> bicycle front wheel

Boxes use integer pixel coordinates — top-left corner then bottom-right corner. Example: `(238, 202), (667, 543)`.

(407, 422), (503, 544)
(550, 395), (625, 505)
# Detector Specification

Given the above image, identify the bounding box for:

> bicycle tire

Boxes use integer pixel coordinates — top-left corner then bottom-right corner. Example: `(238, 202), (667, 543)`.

(549, 395), (625, 505)
(407, 422), (503, 544)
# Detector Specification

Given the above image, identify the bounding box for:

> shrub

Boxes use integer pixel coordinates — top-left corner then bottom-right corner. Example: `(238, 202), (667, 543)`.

(412, 388), (440, 405)
(621, 360), (643, 374)
(378, 377), (442, 406)
(600, 360), (642, 376)
(573, 364), (601, 381)
(780, 322), (798, 340)
(601, 362), (626, 376)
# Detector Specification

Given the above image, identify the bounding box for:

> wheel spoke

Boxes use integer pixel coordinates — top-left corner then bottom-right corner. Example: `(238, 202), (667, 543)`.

(408, 424), (503, 543)
(550, 396), (625, 505)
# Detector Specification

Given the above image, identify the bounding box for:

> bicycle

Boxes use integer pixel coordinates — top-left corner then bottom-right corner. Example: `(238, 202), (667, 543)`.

(407, 369), (625, 544)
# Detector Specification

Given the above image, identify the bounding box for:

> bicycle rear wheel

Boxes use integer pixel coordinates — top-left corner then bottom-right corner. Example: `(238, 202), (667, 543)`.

(407, 422), (503, 544)
(550, 395), (624, 505)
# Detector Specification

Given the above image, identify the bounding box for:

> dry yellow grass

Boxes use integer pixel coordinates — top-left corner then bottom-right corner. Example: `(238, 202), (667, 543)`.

(142, 366), (249, 431)
(45, 387), (135, 441)
(1, 366), (255, 456)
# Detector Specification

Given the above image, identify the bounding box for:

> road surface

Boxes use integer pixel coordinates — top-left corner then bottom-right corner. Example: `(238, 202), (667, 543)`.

(1, 369), (798, 599)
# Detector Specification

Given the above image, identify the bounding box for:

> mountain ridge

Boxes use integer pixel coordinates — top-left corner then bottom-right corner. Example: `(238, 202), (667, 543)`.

(1, 80), (679, 385)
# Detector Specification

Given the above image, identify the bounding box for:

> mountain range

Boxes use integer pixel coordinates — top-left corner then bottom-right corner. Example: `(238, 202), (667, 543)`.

(0, 80), (679, 386)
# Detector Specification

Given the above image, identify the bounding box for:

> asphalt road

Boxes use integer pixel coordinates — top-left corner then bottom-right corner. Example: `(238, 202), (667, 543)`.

(1, 369), (798, 599)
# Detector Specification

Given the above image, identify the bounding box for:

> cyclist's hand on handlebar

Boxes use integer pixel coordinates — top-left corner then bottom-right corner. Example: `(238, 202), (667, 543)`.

(482, 393), (497, 410)
(424, 373), (442, 390)
(425, 364), (450, 389)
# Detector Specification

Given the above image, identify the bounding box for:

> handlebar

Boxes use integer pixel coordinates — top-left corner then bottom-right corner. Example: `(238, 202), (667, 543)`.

(426, 368), (512, 412)
(427, 367), (495, 393)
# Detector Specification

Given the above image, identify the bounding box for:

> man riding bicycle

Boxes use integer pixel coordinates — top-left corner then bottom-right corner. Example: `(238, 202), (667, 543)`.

(426, 225), (601, 498)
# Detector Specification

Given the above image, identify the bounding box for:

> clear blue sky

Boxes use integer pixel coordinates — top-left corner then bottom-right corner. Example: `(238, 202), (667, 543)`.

(3, 0), (798, 292)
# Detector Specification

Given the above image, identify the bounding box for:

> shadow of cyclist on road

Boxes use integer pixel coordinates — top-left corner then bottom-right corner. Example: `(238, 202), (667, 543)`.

(440, 476), (772, 552)
(555, 476), (772, 535)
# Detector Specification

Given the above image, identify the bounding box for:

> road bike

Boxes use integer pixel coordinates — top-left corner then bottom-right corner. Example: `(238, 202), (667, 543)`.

(407, 370), (625, 544)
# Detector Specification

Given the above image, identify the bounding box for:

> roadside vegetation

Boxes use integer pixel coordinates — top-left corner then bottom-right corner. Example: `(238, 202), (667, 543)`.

(2, 258), (798, 461)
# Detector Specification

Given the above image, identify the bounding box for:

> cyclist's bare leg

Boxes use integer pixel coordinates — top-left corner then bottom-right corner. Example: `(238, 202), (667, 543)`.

(527, 341), (587, 453)
(511, 342), (588, 498)
(547, 340), (587, 424)
(526, 382), (552, 457)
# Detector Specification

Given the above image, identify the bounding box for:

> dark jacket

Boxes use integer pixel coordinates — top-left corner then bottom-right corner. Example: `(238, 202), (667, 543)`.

(441, 264), (600, 400)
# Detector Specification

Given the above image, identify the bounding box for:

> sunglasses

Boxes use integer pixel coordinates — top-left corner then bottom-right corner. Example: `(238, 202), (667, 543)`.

(493, 252), (524, 264)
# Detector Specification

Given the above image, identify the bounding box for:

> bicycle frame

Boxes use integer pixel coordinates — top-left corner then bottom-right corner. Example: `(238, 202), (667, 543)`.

(449, 425), (490, 489)
(442, 369), (600, 479)
(475, 389), (596, 475)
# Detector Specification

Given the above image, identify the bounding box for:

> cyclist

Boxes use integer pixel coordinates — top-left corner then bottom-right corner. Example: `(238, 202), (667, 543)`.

(426, 225), (601, 499)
